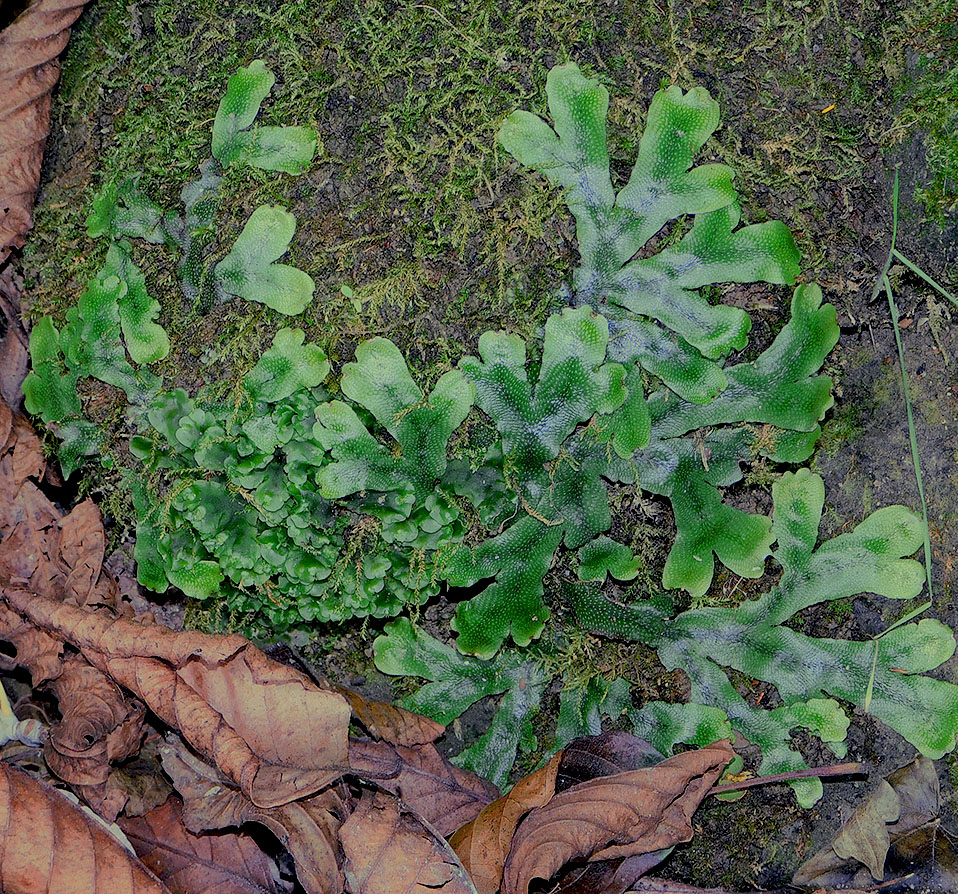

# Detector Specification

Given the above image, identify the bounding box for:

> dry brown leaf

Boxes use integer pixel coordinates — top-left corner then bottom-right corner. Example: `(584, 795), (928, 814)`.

(59, 499), (109, 607)
(349, 738), (499, 836)
(501, 739), (734, 894)
(551, 852), (668, 894)
(0, 0), (91, 262)
(793, 756), (941, 889)
(80, 732), (174, 822)
(120, 797), (283, 894)
(324, 678), (444, 746)
(450, 754), (561, 894)
(340, 790), (478, 894)
(0, 600), (62, 682)
(2, 588), (352, 807)
(557, 731), (665, 790)
(0, 759), (170, 893)
(0, 403), (149, 802)
(0, 263), (28, 405)
(161, 737), (345, 894)
(44, 653), (146, 787)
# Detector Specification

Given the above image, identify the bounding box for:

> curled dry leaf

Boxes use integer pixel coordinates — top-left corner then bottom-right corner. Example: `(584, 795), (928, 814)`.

(84, 732), (174, 822)
(501, 739), (735, 894)
(44, 653), (145, 787)
(793, 756), (941, 888)
(0, 0), (91, 262)
(1, 587), (352, 807)
(340, 790), (478, 894)
(557, 731), (665, 790)
(160, 737), (346, 894)
(0, 263), (29, 405)
(0, 401), (147, 801)
(349, 738), (499, 836)
(450, 754), (561, 894)
(58, 499), (111, 607)
(120, 797), (283, 894)
(324, 678), (445, 746)
(0, 760), (169, 893)
(0, 401), (118, 610)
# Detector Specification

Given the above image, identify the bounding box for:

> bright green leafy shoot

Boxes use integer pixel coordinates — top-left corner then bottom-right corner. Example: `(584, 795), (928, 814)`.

(213, 205), (315, 315)
(243, 327), (329, 403)
(448, 306), (626, 657)
(575, 469), (958, 806)
(103, 241), (170, 364)
(499, 62), (800, 400)
(212, 60), (318, 174)
(314, 337), (474, 502)
(374, 618), (549, 788)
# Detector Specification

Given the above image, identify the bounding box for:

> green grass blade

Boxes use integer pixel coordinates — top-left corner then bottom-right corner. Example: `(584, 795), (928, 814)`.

(891, 248), (958, 309)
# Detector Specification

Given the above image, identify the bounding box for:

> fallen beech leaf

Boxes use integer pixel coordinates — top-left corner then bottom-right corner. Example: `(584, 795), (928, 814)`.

(81, 732), (174, 822)
(349, 738), (499, 836)
(552, 852), (668, 894)
(161, 737), (345, 894)
(0, 478), (61, 594)
(120, 797), (282, 894)
(0, 601), (62, 683)
(325, 678), (444, 746)
(0, 265), (29, 405)
(502, 739), (734, 894)
(59, 499), (109, 607)
(793, 757), (940, 889)
(831, 780), (900, 880)
(0, 760), (169, 893)
(1, 588), (352, 807)
(340, 790), (478, 894)
(450, 754), (561, 894)
(0, 0), (91, 262)
(44, 654), (145, 787)
(550, 733), (674, 894)
(557, 731), (665, 790)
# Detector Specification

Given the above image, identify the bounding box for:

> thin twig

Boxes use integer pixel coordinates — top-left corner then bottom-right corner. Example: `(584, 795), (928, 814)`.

(708, 761), (864, 796)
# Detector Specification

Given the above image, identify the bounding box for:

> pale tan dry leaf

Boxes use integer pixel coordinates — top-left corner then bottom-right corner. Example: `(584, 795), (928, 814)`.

(340, 790), (478, 894)
(450, 754), (561, 894)
(501, 739), (734, 894)
(161, 737), (345, 894)
(793, 757), (941, 889)
(2, 587), (353, 807)
(349, 738), (499, 836)
(831, 780), (900, 880)
(44, 654), (145, 788)
(120, 797), (283, 894)
(0, 760), (170, 893)
(324, 678), (445, 746)
(0, 0), (91, 262)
